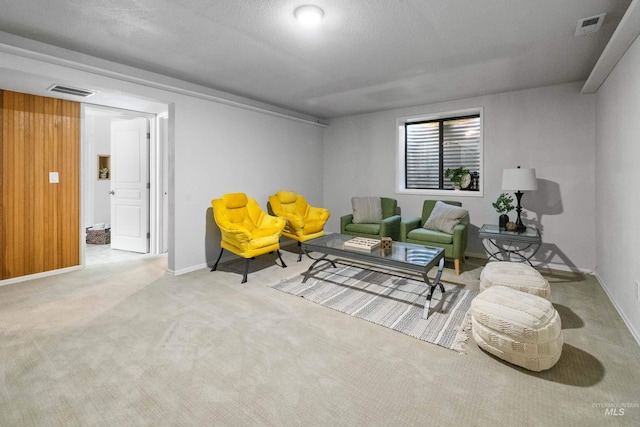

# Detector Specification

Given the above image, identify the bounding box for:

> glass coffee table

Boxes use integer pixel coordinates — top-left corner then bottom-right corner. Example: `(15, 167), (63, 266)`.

(478, 224), (542, 266)
(301, 234), (445, 319)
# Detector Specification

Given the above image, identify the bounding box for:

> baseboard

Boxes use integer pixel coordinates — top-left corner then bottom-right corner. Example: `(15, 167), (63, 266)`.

(171, 262), (209, 276)
(465, 251), (595, 274)
(0, 265), (83, 286)
(594, 272), (640, 347)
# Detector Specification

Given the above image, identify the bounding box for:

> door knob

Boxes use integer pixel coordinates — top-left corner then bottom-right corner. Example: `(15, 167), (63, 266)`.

(109, 190), (115, 195)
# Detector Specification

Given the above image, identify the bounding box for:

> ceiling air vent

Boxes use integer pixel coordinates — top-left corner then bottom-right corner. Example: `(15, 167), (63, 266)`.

(575, 13), (606, 36)
(47, 84), (97, 98)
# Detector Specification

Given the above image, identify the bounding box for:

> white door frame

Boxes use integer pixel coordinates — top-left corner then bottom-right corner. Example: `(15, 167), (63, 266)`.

(155, 112), (170, 254)
(81, 104), (166, 264)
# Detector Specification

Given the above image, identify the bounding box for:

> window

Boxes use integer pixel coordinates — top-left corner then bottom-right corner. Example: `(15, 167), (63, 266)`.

(397, 108), (483, 196)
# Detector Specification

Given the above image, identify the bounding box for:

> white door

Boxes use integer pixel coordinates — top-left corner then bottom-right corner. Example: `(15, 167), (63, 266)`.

(110, 117), (150, 253)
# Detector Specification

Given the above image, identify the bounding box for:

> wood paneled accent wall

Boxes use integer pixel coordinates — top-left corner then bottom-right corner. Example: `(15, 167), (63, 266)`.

(0, 90), (80, 280)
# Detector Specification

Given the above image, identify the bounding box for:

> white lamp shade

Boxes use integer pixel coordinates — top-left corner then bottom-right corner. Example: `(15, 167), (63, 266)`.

(502, 168), (538, 191)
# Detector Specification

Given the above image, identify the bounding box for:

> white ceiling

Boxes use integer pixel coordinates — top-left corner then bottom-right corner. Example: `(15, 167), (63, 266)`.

(0, 0), (634, 119)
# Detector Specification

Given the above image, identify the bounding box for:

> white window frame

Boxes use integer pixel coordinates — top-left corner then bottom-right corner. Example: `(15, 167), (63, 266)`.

(396, 107), (484, 197)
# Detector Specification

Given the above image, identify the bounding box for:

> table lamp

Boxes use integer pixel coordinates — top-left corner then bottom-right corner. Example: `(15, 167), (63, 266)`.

(502, 166), (537, 232)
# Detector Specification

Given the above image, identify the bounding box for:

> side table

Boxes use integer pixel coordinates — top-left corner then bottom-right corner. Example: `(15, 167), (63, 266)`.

(478, 224), (541, 266)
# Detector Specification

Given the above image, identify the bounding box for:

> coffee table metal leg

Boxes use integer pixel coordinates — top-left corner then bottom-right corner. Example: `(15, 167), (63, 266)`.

(302, 252), (337, 283)
(422, 257), (445, 319)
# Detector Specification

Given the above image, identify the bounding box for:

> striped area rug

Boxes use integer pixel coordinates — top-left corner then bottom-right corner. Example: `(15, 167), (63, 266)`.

(272, 261), (477, 352)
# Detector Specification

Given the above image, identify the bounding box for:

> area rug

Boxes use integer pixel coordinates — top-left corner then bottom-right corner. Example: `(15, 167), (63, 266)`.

(272, 261), (477, 352)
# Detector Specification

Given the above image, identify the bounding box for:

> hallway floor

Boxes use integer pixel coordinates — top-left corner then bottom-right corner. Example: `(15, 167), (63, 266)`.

(85, 243), (151, 266)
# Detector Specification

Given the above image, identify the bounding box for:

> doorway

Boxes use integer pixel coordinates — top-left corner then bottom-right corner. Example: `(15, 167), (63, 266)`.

(82, 106), (167, 265)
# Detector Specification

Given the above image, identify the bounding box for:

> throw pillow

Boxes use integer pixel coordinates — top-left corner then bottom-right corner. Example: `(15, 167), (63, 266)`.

(351, 196), (383, 224)
(223, 192), (248, 209)
(423, 201), (468, 234)
(276, 190), (297, 204)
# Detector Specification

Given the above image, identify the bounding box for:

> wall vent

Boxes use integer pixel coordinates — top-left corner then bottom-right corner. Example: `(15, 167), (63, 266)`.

(575, 13), (606, 36)
(47, 84), (97, 98)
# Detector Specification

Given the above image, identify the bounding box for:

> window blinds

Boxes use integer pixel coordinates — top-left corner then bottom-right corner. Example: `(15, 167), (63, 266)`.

(405, 115), (480, 190)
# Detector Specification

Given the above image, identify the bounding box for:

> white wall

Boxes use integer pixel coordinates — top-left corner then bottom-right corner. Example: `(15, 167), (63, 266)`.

(172, 95), (325, 274)
(323, 81), (596, 271)
(0, 49), (324, 276)
(92, 115), (112, 225)
(82, 112), (113, 229)
(595, 34), (640, 341)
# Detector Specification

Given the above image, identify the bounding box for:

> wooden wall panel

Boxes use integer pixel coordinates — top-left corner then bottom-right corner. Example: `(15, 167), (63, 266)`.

(1, 90), (80, 279)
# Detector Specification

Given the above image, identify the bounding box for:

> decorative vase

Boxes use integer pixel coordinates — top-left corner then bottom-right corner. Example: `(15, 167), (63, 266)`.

(100, 173), (107, 179)
(499, 214), (509, 229)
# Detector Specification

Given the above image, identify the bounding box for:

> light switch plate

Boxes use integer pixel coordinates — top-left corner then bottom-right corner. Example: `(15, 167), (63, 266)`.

(49, 172), (59, 183)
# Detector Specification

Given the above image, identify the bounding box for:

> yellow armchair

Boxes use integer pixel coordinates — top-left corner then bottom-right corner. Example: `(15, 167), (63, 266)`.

(268, 191), (330, 261)
(211, 192), (287, 283)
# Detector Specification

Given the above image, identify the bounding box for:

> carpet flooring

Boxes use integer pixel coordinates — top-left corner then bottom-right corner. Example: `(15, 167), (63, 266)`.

(1, 248), (640, 426)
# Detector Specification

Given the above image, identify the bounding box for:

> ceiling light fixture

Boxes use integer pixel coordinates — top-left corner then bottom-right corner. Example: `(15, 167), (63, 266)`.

(294, 5), (324, 27)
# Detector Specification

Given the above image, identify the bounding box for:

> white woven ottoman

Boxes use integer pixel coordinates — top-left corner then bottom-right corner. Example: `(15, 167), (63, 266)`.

(480, 261), (551, 300)
(471, 286), (563, 372)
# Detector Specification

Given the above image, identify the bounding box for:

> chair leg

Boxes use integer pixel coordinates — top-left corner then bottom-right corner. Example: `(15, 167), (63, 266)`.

(242, 258), (251, 284)
(211, 247), (224, 271)
(454, 259), (460, 276)
(276, 250), (288, 269)
(297, 241), (302, 262)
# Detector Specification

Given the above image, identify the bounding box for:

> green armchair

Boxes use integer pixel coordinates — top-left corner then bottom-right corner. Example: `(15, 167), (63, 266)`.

(340, 197), (401, 241)
(400, 200), (468, 275)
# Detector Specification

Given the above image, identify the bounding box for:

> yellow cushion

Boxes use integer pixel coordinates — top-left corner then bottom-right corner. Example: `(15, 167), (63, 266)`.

(223, 192), (248, 209)
(276, 190), (297, 204)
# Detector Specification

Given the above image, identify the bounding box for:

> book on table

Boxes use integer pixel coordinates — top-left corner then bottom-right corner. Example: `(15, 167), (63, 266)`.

(343, 237), (381, 252)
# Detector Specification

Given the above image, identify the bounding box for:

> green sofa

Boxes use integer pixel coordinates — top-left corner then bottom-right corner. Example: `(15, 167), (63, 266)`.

(400, 200), (468, 275)
(340, 197), (401, 241)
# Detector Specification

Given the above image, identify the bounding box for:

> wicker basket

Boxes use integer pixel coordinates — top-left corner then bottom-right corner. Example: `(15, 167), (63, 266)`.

(86, 227), (111, 245)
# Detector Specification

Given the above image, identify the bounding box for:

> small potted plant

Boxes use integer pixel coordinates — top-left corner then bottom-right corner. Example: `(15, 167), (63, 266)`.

(445, 166), (470, 190)
(492, 193), (514, 229)
(99, 167), (109, 179)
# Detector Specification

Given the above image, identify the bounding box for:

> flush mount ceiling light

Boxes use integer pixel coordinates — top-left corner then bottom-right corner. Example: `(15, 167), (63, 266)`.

(294, 5), (324, 27)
